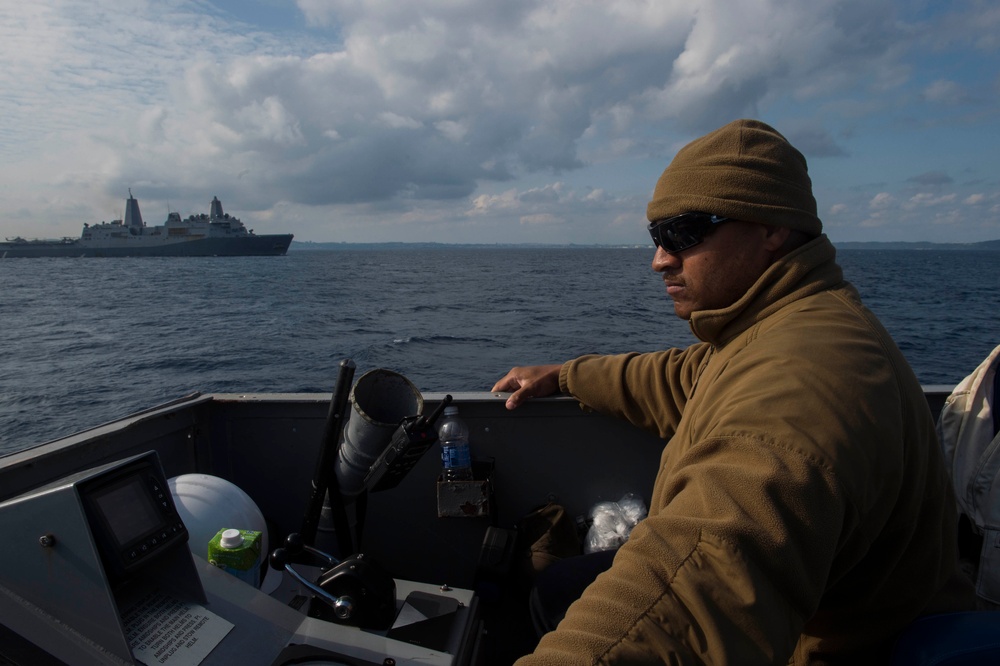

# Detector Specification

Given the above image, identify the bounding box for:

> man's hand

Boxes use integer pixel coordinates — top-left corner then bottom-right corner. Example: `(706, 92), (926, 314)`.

(491, 364), (563, 410)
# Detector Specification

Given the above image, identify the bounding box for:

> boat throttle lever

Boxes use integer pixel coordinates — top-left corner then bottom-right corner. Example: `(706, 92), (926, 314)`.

(270, 532), (396, 629)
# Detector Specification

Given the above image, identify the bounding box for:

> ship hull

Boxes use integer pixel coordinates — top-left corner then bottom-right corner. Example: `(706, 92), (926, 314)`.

(0, 234), (293, 258)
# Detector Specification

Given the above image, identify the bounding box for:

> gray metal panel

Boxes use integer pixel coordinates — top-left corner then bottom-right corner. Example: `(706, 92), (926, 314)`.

(0, 479), (132, 664)
(0, 453), (210, 665)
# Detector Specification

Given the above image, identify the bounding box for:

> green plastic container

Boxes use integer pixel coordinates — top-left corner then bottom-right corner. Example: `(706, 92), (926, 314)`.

(207, 528), (262, 587)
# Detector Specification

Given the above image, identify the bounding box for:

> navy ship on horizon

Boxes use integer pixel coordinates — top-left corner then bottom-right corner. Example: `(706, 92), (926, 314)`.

(1, 192), (293, 258)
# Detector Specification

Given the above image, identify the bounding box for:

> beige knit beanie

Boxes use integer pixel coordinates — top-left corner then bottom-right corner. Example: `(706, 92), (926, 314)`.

(646, 119), (822, 236)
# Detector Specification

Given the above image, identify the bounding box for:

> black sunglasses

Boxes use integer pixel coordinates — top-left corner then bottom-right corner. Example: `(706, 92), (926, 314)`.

(647, 212), (730, 254)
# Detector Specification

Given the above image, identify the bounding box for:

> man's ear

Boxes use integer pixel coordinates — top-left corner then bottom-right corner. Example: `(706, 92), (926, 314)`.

(763, 225), (792, 253)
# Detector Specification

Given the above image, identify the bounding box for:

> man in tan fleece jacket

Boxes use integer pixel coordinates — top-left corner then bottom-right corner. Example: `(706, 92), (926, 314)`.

(492, 119), (975, 665)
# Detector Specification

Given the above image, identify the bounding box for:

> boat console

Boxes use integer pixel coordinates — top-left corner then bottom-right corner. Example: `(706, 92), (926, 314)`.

(0, 451), (480, 666)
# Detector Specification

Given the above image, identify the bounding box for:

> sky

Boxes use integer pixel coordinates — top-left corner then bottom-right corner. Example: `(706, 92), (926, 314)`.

(0, 0), (998, 246)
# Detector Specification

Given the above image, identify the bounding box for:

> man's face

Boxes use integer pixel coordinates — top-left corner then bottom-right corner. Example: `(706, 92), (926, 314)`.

(652, 220), (779, 320)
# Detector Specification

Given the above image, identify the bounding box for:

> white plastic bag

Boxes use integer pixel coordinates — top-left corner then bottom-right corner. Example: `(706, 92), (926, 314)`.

(583, 493), (648, 554)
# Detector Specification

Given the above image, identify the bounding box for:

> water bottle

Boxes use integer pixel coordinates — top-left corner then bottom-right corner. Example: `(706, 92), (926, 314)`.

(438, 405), (473, 481)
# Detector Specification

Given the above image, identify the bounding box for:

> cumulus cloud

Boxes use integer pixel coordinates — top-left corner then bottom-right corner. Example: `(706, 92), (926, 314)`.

(468, 189), (520, 215)
(519, 183), (566, 204)
(906, 193), (957, 208)
(0, 1), (913, 206)
(870, 192), (896, 209)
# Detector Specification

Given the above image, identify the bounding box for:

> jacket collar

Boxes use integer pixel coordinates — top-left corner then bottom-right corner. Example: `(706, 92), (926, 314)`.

(688, 235), (844, 347)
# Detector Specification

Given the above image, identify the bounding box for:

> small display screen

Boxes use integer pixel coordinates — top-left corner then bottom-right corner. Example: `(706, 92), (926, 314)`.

(91, 476), (161, 547)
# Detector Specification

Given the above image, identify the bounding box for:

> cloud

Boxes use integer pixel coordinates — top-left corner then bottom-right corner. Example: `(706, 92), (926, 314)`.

(519, 183), (566, 204)
(468, 189), (520, 215)
(906, 192), (957, 208)
(241, 3), (910, 196)
(7, 0), (912, 208)
(870, 192), (896, 209)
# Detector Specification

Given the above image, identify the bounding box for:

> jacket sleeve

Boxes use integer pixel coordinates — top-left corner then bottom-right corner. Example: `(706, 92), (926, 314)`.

(558, 345), (712, 440)
(517, 434), (847, 665)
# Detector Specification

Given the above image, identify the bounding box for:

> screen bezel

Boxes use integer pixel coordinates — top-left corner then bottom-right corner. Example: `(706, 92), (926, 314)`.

(78, 456), (188, 580)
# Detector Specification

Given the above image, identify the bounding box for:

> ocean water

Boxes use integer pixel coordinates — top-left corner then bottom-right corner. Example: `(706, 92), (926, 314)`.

(1, 247), (998, 455)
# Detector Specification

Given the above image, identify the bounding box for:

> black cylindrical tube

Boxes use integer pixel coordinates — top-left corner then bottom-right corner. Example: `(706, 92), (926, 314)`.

(300, 358), (356, 548)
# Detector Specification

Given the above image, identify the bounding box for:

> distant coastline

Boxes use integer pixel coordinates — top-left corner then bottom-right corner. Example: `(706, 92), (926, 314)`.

(290, 239), (1000, 251)
(833, 239), (1000, 251)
